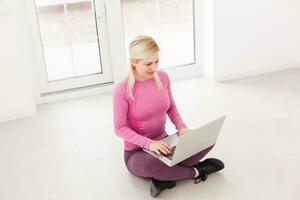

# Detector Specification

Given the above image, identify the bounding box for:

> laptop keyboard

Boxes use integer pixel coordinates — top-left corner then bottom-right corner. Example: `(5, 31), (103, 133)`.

(163, 146), (176, 160)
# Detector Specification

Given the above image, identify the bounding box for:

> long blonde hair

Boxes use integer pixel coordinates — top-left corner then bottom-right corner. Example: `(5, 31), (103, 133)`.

(127, 35), (162, 99)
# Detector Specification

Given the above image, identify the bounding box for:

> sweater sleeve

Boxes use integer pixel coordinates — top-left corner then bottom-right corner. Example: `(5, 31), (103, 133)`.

(113, 84), (153, 149)
(165, 73), (187, 130)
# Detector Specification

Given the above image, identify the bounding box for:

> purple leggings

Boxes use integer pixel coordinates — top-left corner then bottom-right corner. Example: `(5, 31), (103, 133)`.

(124, 145), (214, 181)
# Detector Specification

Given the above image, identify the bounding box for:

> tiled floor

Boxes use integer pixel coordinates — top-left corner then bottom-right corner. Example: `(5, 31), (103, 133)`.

(0, 68), (300, 199)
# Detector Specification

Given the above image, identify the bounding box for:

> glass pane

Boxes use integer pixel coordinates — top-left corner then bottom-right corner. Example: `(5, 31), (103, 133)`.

(35, 0), (102, 82)
(121, 0), (195, 69)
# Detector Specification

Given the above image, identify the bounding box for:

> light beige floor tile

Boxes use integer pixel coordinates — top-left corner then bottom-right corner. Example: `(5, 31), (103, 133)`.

(0, 68), (299, 199)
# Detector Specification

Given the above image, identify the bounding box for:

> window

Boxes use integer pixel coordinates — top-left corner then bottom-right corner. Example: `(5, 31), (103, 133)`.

(121, 0), (195, 69)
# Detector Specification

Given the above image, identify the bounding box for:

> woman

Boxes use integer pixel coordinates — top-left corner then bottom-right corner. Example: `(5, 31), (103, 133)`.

(113, 35), (224, 197)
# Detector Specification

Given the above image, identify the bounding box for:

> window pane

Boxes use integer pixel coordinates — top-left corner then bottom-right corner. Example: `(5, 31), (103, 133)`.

(35, 0), (102, 82)
(121, 0), (195, 69)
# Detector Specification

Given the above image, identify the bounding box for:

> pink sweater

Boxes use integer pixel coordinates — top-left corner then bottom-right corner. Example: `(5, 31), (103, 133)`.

(113, 70), (187, 150)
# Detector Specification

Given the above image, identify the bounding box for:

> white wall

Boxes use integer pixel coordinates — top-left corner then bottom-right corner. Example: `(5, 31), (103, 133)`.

(1, 0), (300, 122)
(0, 0), (37, 122)
(200, 0), (215, 81)
(202, 0), (300, 81)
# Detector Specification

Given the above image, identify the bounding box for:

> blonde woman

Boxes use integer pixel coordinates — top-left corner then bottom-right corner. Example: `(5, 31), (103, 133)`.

(113, 36), (224, 197)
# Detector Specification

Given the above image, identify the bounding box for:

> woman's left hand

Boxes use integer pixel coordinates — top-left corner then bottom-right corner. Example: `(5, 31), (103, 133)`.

(178, 127), (189, 136)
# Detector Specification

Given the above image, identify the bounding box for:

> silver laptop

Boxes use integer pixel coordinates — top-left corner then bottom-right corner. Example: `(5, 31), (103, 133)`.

(143, 116), (226, 167)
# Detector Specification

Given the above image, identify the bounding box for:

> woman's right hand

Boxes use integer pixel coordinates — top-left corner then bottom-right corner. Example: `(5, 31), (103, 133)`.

(149, 140), (172, 156)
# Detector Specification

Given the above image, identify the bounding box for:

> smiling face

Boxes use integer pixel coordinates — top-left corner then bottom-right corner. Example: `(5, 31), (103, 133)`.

(131, 53), (159, 81)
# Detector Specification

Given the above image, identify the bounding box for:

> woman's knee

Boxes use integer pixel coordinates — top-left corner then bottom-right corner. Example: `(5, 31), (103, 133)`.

(127, 152), (161, 177)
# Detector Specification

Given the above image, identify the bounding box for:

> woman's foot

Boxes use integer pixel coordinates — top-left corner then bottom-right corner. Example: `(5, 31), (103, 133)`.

(192, 158), (225, 184)
(150, 178), (176, 197)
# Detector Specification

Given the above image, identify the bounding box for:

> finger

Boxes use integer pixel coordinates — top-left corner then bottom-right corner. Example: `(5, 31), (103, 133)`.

(159, 146), (169, 155)
(155, 150), (161, 155)
(162, 141), (171, 147)
(162, 143), (172, 151)
(157, 146), (167, 155)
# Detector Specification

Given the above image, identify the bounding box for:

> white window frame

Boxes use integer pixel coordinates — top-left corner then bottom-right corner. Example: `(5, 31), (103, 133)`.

(31, 0), (116, 93)
(160, 0), (202, 81)
(26, 0), (202, 104)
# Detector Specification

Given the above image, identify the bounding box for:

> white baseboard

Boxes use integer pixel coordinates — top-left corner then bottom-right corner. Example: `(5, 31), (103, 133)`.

(0, 108), (36, 123)
(36, 83), (115, 104)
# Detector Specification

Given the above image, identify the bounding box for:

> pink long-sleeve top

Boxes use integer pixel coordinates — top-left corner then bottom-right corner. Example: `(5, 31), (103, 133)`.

(113, 70), (187, 151)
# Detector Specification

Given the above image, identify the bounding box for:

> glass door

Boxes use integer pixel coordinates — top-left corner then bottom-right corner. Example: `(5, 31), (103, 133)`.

(34, 0), (112, 94)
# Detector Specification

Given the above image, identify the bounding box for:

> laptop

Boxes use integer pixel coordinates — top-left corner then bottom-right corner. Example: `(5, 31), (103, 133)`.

(143, 116), (226, 167)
